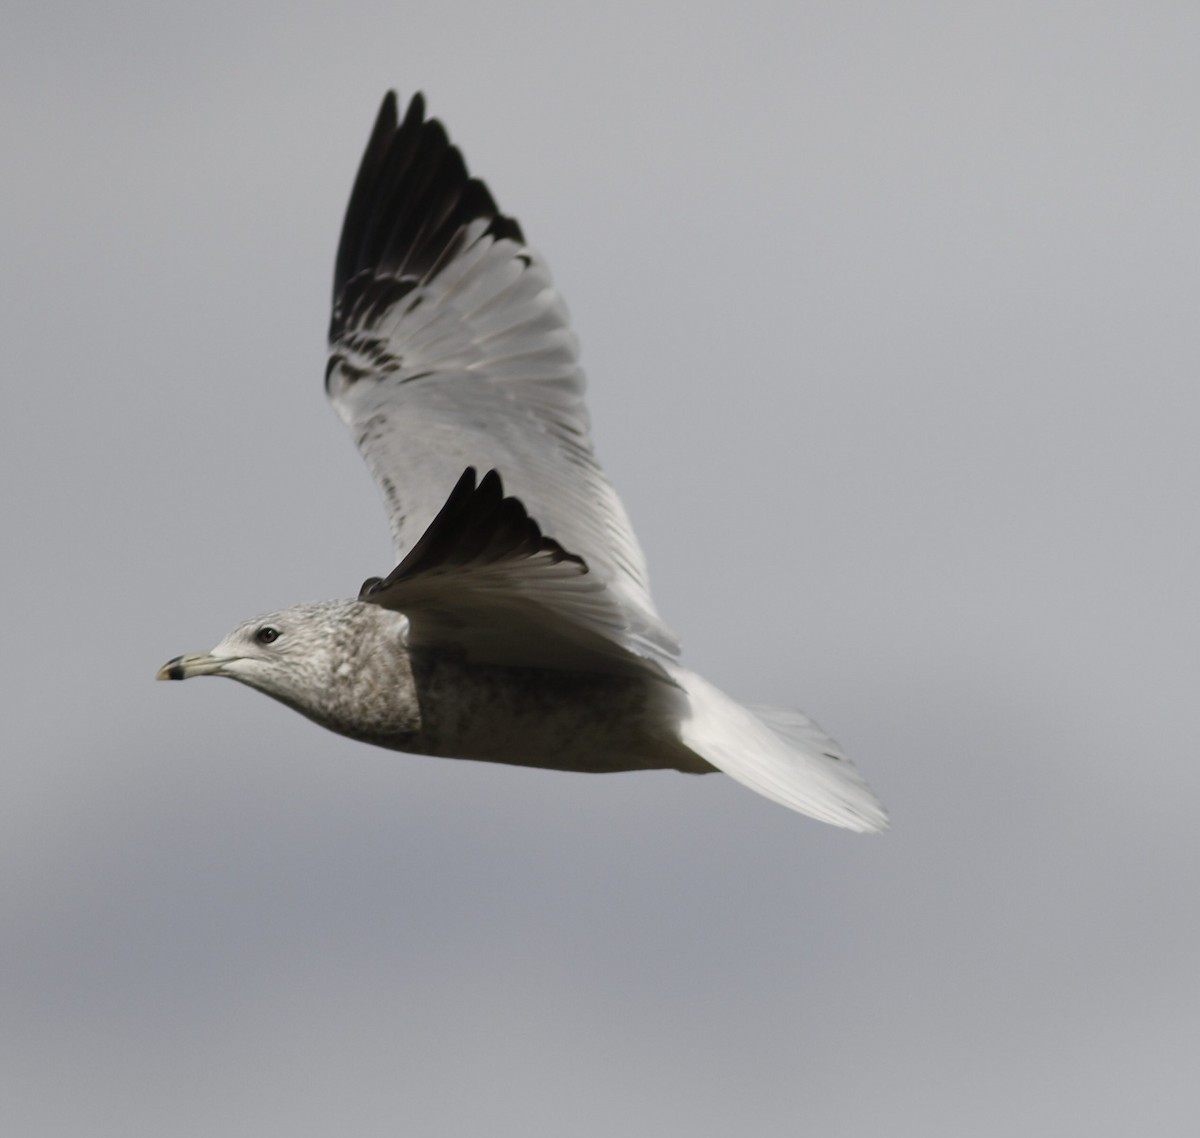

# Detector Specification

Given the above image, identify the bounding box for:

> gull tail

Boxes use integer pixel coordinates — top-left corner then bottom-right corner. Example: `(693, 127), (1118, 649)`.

(664, 663), (888, 832)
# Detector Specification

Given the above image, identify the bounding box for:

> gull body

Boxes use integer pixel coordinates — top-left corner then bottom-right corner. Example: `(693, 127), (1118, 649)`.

(161, 600), (706, 775)
(159, 93), (888, 832)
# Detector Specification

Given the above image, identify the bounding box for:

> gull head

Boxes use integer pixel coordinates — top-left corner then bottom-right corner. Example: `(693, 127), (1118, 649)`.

(157, 600), (365, 691)
(157, 600), (416, 738)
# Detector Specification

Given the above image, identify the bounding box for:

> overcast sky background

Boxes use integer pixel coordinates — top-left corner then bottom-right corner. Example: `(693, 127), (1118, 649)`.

(4, 2), (1199, 1134)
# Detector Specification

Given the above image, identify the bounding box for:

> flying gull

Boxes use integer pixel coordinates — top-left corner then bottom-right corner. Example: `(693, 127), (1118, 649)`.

(158, 92), (887, 832)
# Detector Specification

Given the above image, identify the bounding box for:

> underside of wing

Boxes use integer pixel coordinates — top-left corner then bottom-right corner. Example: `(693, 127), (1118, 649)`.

(328, 92), (676, 660)
(359, 468), (664, 675)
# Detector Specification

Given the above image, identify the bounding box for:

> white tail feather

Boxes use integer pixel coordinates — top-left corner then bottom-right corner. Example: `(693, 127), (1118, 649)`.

(665, 664), (888, 832)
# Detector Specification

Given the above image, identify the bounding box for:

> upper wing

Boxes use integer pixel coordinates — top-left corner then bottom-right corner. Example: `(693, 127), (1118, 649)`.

(359, 467), (665, 675)
(328, 92), (677, 660)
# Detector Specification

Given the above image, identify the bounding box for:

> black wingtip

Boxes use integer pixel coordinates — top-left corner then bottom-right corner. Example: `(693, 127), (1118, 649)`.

(360, 467), (586, 603)
(379, 89), (400, 128)
(332, 91), (526, 333)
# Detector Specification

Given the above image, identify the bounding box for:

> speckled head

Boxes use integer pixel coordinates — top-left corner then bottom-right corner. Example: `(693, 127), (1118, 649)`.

(156, 600), (419, 740)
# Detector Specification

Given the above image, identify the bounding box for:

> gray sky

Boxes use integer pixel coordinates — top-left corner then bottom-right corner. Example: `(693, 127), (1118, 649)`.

(5, 1), (1199, 1133)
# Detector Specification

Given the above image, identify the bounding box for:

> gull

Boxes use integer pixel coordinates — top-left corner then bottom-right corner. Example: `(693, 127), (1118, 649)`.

(158, 92), (887, 831)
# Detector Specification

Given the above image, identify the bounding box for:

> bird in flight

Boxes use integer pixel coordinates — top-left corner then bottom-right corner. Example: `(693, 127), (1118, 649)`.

(158, 92), (887, 831)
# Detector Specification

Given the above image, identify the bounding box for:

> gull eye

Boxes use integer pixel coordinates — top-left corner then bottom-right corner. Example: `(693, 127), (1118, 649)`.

(255, 626), (280, 645)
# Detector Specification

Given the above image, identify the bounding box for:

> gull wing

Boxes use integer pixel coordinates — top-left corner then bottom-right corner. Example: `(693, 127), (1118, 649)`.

(359, 468), (666, 675)
(360, 468), (888, 829)
(328, 92), (677, 660)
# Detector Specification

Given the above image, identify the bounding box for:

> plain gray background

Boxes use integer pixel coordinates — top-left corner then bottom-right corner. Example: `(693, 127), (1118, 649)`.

(5, 1), (1198, 1134)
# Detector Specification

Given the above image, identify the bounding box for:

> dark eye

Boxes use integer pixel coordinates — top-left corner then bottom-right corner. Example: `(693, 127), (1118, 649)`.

(255, 626), (280, 645)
